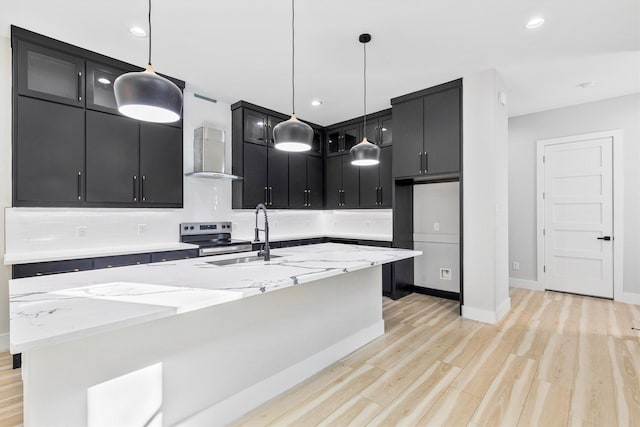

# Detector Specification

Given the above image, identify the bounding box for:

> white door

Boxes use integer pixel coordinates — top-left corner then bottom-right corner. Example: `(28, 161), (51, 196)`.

(543, 137), (613, 298)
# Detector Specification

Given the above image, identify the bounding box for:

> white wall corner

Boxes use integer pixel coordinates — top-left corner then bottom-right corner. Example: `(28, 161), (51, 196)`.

(618, 292), (640, 306)
(509, 277), (544, 292)
(462, 297), (511, 324)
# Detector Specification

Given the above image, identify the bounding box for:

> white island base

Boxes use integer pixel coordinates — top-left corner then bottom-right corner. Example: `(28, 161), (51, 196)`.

(22, 266), (384, 426)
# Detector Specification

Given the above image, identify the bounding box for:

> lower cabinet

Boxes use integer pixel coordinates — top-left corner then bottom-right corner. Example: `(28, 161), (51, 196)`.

(151, 249), (199, 262)
(13, 258), (93, 279)
(93, 254), (151, 269)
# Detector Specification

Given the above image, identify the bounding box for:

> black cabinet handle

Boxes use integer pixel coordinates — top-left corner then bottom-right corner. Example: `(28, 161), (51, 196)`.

(77, 171), (82, 200)
(597, 236), (612, 241)
(141, 175), (146, 201)
(424, 152), (428, 173)
(77, 72), (82, 101)
(418, 152), (422, 174)
(133, 175), (138, 202)
(264, 187), (268, 204)
(269, 186), (273, 206)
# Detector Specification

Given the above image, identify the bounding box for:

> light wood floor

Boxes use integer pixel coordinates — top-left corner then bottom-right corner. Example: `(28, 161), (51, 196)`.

(1, 288), (639, 427)
(233, 288), (640, 427)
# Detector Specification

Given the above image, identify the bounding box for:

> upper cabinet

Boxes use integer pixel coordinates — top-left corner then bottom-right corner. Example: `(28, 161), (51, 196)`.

(391, 80), (461, 179)
(326, 124), (360, 156)
(11, 26), (185, 208)
(363, 113), (392, 146)
(15, 40), (85, 107)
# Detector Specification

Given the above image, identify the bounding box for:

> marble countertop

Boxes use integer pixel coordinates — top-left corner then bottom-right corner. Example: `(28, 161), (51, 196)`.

(3, 242), (199, 265)
(9, 243), (420, 353)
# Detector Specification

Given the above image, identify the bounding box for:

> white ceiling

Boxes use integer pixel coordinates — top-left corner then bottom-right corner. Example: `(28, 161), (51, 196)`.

(2, 0), (639, 125)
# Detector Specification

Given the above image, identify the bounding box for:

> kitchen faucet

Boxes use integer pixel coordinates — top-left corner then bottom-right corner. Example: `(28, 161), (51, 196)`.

(254, 203), (271, 261)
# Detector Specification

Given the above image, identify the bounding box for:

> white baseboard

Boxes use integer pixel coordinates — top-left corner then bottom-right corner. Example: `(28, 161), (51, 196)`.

(617, 292), (640, 306)
(462, 297), (511, 324)
(177, 320), (385, 427)
(510, 278), (544, 291)
(0, 333), (8, 351)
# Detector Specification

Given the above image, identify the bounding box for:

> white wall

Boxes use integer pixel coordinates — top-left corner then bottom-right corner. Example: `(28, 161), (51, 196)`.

(0, 36), (11, 343)
(462, 69), (510, 324)
(508, 93), (640, 295)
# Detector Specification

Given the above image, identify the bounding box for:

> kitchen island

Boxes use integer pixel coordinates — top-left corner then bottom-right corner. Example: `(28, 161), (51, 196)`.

(10, 243), (420, 426)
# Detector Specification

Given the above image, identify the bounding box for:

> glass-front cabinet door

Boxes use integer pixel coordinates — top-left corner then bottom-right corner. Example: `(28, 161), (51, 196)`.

(364, 121), (378, 144)
(310, 129), (323, 155)
(16, 40), (85, 107)
(243, 110), (268, 145)
(326, 129), (341, 155)
(86, 62), (127, 114)
(380, 115), (393, 146)
(343, 125), (360, 151)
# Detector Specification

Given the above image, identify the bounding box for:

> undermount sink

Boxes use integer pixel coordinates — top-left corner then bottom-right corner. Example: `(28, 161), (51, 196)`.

(206, 255), (281, 266)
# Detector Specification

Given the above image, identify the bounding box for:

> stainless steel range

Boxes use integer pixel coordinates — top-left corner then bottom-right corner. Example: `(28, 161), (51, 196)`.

(180, 222), (252, 257)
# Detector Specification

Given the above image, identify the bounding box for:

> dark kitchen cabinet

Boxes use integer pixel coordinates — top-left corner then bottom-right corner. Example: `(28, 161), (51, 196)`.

(93, 253), (151, 269)
(391, 81), (461, 179)
(139, 123), (184, 206)
(326, 124), (360, 156)
(14, 97), (85, 205)
(310, 128), (323, 156)
(85, 61), (128, 114)
(237, 143), (288, 208)
(151, 249), (199, 262)
(15, 40), (85, 107)
(85, 111), (140, 203)
(289, 154), (323, 208)
(243, 110), (283, 146)
(325, 155), (359, 209)
(359, 146), (392, 208)
(363, 113), (392, 146)
(12, 259), (93, 279)
(12, 26), (185, 208)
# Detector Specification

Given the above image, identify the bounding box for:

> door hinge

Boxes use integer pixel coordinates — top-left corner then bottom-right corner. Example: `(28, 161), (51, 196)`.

(542, 192), (545, 199)
(543, 228), (546, 236)
(543, 265), (546, 273)
(543, 155), (545, 163)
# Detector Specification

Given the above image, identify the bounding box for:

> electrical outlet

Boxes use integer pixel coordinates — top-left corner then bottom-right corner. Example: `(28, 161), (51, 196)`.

(512, 261), (520, 271)
(137, 224), (147, 235)
(433, 222), (440, 231)
(76, 226), (87, 238)
(439, 268), (452, 280)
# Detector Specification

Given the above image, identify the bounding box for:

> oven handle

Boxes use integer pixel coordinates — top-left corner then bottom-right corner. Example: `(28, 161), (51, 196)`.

(199, 244), (253, 256)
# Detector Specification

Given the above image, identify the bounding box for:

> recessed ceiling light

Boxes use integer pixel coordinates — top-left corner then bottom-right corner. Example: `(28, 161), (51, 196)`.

(129, 26), (147, 37)
(526, 16), (545, 29)
(97, 77), (111, 85)
(311, 100), (323, 106)
(578, 81), (595, 89)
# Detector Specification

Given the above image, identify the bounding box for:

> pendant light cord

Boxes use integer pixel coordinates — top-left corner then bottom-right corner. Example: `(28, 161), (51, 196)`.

(291, 0), (295, 115)
(148, 0), (152, 66)
(363, 40), (367, 134)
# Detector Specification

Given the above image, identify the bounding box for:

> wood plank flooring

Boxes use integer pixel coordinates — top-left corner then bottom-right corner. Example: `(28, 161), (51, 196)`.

(0, 288), (638, 427)
(233, 288), (640, 427)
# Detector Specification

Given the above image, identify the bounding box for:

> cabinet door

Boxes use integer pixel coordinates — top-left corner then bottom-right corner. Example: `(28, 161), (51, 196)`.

(93, 253), (151, 269)
(242, 142), (268, 207)
(326, 129), (341, 155)
(424, 87), (461, 175)
(15, 97), (85, 205)
(307, 155), (323, 208)
(378, 146), (392, 207)
(288, 153), (307, 208)
(86, 61), (128, 114)
(343, 125), (360, 152)
(310, 129), (323, 156)
(140, 123), (183, 206)
(358, 161), (379, 208)
(86, 111), (140, 203)
(342, 155), (360, 208)
(267, 116), (284, 146)
(380, 115), (393, 146)
(392, 97), (423, 178)
(364, 120), (379, 144)
(267, 147), (289, 207)
(16, 40), (84, 107)
(325, 156), (342, 209)
(243, 110), (268, 145)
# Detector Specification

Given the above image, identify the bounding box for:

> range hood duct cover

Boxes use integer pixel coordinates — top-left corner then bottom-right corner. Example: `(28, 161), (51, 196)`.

(187, 125), (242, 180)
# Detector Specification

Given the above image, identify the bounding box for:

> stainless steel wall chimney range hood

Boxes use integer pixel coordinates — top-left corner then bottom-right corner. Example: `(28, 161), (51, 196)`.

(185, 125), (242, 180)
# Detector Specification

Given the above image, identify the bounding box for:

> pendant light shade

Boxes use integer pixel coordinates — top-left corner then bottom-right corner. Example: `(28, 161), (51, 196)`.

(273, 114), (314, 152)
(114, 0), (183, 123)
(273, 0), (313, 152)
(350, 33), (380, 166)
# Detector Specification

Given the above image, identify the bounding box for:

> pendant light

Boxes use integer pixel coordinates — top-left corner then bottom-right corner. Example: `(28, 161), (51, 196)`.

(114, 0), (183, 123)
(350, 33), (380, 166)
(273, 0), (313, 152)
